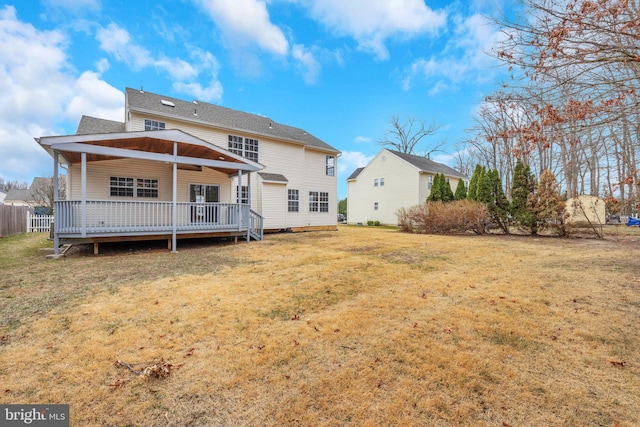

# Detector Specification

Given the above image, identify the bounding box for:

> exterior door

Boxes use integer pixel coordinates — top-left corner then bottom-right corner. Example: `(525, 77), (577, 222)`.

(189, 184), (219, 223)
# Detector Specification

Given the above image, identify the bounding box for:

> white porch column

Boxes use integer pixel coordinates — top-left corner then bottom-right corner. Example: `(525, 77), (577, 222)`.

(53, 150), (60, 255)
(246, 173), (251, 241)
(171, 142), (178, 253)
(237, 170), (242, 231)
(81, 152), (86, 238)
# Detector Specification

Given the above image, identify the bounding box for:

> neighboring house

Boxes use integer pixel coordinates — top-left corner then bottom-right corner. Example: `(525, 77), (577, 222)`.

(0, 190), (6, 205)
(36, 87), (340, 254)
(3, 177), (65, 214)
(347, 149), (468, 225)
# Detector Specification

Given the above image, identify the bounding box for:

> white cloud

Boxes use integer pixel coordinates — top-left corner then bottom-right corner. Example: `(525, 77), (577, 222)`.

(42, 0), (101, 14)
(353, 136), (372, 144)
(339, 151), (374, 174)
(402, 12), (506, 91)
(95, 23), (223, 102)
(302, 0), (446, 60)
(65, 71), (124, 122)
(0, 6), (121, 182)
(194, 0), (288, 55)
(292, 44), (321, 84)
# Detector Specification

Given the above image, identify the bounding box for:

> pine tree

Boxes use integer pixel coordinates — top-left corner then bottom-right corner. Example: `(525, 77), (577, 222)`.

(510, 160), (537, 234)
(467, 164), (484, 201)
(427, 174), (443, 202)
(477, 169), (510, 233)
(454, 178), (467, 200)
(440, 174), (455, 202)
(528, 169), (566, 235)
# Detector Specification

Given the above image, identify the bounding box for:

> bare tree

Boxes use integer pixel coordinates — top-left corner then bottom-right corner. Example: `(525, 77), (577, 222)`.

(0, 177), (28, 192)
(27, 177), (66, 215)
(378, 115), (445, 157)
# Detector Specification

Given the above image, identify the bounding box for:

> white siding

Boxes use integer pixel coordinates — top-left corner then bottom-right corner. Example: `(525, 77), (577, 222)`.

(69, 159), (232, 202)
(261, 183), (287, 229)
(128, 110), (338, 229)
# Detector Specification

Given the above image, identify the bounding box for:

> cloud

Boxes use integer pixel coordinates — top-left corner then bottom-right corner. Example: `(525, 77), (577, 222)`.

(42, 0), (101, 14)
(301, 0), (446, 60)
(353, 136), (372, 144)
(65, 70), (124, 122)
(292, 44), (321, 84)
(0, 6), (121, 182)
(402, 12), (506, 91)
(339, 151), (374, 174)
(95, 22), (223, 102)
(194, 0), (288, 55)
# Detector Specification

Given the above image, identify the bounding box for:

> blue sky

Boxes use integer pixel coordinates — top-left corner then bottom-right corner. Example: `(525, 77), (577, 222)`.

(0, 0), (510, 199)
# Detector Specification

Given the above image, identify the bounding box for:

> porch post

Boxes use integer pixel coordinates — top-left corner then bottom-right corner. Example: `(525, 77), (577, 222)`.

(53, 150), (60, 255)
(246, 173), (251, 242)
(171, 142), (178, 253)
(237, 170), (242, 231)
(81, 152), (86, 238)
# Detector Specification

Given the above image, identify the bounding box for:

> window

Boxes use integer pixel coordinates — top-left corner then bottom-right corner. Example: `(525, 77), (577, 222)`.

(380, 178), (385, 186)
(288, 189), (299, 212)
(110, 177), (158, 198)
(374, 178), (378, 187)
(236, 186), (249, 204)
(144, 119), (166, 131)
(136, 178), (159, 198)
(428, 175), (433, 190)
(326, 155), (335, 176)
(110, 177), (134, 197)
(228, 135), (259, 162)
(309, 191), (329, 213)
(374, 202), (379, 210)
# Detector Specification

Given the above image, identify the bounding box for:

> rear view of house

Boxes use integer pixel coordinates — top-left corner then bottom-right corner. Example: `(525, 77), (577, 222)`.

(37, 87), (340, 254)
(347, 149), (468, 225)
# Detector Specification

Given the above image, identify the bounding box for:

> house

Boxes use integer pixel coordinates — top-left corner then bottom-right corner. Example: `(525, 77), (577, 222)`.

(3, 177), (65, 214)
(347, 149), (468, 225)
(0, 190), (6, 205)
(36, 87), (340, 255)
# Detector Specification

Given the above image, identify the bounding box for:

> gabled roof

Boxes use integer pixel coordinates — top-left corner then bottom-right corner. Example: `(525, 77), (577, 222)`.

(347, 167), (365, 181)
(387, 150), (468, 178)
(126, 88), (339, 154)
(77, 115), (125, 134)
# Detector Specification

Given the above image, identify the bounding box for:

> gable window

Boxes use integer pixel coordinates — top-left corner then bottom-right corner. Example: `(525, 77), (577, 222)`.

(374, 202), (379, 210)
(110, 177), (158, 198)
(380, 178), (385, 186)
(288, 189), (299, 212)
(309, 191), (329, 213)
(326, 155), (335, 176)
(374, 178), (378, 187)
(228, 135), (259, 162)
(236, 185), (249, 204)
(428, 175), (433, 190)
(144, 119), (166, 131)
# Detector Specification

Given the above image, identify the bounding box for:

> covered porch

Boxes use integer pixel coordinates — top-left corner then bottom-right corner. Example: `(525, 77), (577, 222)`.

(36, 129), (264, 255)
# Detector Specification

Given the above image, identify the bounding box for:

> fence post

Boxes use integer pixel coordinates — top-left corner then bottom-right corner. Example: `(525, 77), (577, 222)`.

(27, 212), (31, 233)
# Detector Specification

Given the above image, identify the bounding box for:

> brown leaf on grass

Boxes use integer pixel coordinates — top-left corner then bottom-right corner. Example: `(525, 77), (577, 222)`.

(184, 347), (195, 357)
(108, 379), (127, 388)
(489, 300), (497, 305)
(290, 314), (301, 321)
(609, 359), (625, 367)
(0, 335), (8, 342)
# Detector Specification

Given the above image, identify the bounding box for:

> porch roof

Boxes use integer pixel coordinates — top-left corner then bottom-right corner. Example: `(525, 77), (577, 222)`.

(36, 129), (263, 175)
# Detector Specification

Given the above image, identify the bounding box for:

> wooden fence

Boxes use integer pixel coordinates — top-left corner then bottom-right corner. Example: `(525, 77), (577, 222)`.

(0, 205), (33, 237)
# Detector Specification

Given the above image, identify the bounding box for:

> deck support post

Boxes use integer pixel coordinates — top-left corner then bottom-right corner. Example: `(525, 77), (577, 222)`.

(81, 152), (87, 238)
(53, 150), (60, 255)
(237, 170), (242, 232)
(171, 142), (178, 253)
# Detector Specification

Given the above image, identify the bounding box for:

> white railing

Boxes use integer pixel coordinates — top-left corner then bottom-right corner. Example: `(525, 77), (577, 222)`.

(54, 200), (249, 235)
(27, 213), (54, 233)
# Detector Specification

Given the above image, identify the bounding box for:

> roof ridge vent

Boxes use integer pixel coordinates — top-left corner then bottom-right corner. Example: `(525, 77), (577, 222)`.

(161, 99), (175, 107)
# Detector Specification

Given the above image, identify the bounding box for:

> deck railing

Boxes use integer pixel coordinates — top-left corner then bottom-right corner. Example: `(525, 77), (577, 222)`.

(54, 200), (255, 236)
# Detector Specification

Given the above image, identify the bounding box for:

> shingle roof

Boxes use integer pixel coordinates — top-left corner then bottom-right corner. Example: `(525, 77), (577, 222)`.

(76, 115), (126, 134)
(258, 172), (288, 183)
(389, 150), (468, 178)
(125, 88), (339, 154)
(347, 167), (365, 181)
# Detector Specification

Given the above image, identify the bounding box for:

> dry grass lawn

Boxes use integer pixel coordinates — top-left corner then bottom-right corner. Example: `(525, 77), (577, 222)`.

(1, 226), (639, 426)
